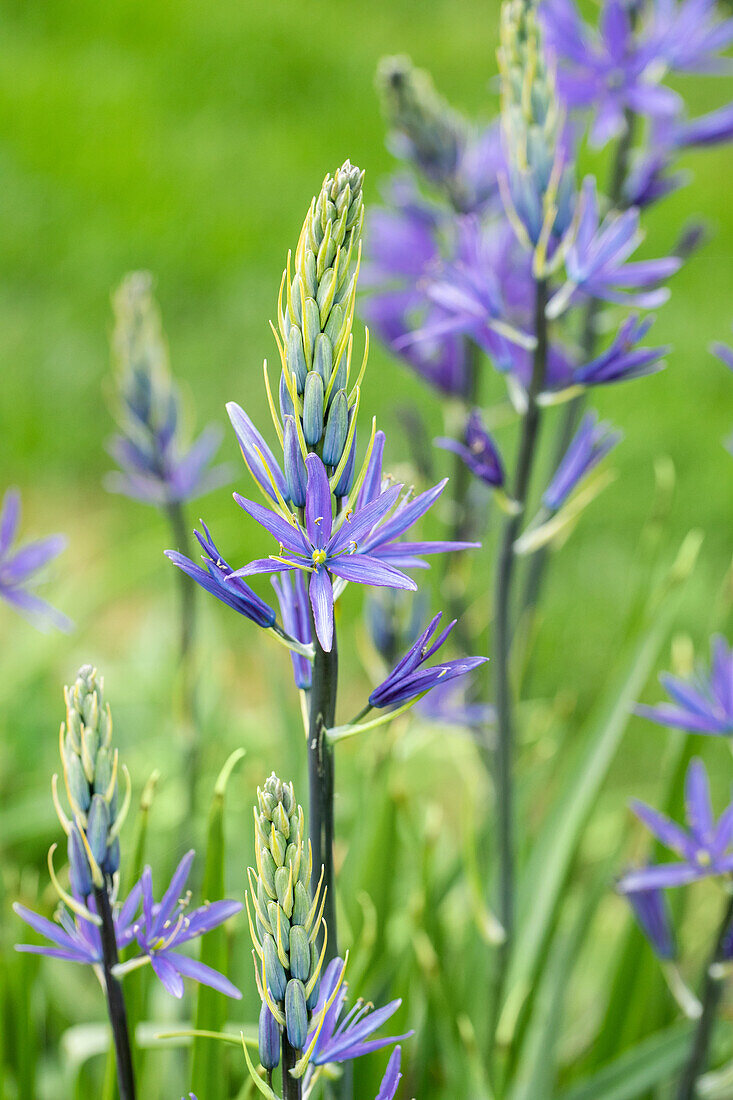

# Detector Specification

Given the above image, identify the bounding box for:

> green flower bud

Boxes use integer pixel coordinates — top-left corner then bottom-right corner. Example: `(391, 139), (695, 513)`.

(285, 979), (309, 1050)
(288, 925), (311, 983)
(86, 795), (110, 871)
(322, 389), (348, 466)
(303, 372), (325, 445)
(259, 1003), (280, 1071)
(287, 326), (308, 392)
(263, 935), (287, 1001)
(313, 333), (333, 389)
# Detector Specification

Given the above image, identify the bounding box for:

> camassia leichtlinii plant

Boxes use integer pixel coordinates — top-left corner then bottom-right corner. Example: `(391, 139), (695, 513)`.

(105, 273), (231, 817)
(13, 666), (242, 1100)
(166, 159), (484, 968)
(365, 0), (733, 1081)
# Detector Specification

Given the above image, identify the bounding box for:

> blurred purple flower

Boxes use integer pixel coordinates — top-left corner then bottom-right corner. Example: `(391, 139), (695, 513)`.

(542, 0), (681, 147)
(131, 850), (242, 999)
(550, 178), (681, 316)
(106, 423), (229, 508)
(636, 636), (732, 736)
(645, 0), (733, 74)
(711, 336), (733, 373)
(165, 521), (277, 628)
(369, 612), (488, 708)
(416, 679), (496, 730)
(436, 410), (505, 488)
(0, 488), (71, 631)
(308, 957), (412, 1067)
(376, 1048), (403, 1100)
(574, 315), (668, 385)
(543, 412), (622, 510)
(624, 886), (677, 959)
(619, 759), (733, 891)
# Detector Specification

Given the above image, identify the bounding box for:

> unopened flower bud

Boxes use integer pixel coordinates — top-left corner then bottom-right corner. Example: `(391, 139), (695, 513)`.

(303, 372), (325, 445)
(284, 418), (307, 507)
(285, 978), (309, 1050)
(322, 389), (349, 466)
(259, 1002), (280, 1071)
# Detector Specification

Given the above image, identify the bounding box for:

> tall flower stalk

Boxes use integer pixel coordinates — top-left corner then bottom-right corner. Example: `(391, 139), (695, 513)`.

(106, 273), (229, 819)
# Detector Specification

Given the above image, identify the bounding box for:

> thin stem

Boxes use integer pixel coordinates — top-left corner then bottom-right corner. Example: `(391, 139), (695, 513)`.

(307, 630), (339, 963)
(674, 891), (733, 1100)
(490, 277), (548, 1046)
(165, 499), (198, 817)
(94, 886), (136, 1100)
(281, 1035), (302, 1100)
(521, 108), (637, 623)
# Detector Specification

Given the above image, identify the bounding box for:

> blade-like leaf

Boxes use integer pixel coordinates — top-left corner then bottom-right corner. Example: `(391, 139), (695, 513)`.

(555, 1022), (693, 1100)
(499, 536), (699, 1048)
(190, 748), (245, 1097)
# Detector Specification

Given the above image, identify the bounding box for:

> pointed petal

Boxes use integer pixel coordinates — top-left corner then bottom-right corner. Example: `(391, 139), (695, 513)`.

(305, 454), (333, 547)
(309, 567), (334, 651)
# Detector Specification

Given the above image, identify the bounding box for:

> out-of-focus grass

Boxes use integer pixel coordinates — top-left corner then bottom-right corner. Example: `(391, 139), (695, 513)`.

(0, 1), (731, 1097)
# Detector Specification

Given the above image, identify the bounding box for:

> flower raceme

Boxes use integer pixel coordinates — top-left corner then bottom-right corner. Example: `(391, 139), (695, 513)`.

(106, 272), (228, 507)
(0, 487), (70, 631)
(543, 412), (622, 511)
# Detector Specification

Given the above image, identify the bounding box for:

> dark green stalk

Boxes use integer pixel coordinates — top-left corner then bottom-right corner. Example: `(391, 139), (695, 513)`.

(675, 892), (733, 1100)
(281, 1035), (302, 1100)
(490, 278), (549, 1051)
(520, 109), (638, 623)
(165, 499), (198, 817)
(307, 630), (339, 962)
(95, 886), (136, 1100)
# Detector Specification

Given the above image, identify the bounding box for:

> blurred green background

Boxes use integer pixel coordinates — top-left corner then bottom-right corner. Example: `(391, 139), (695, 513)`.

(0, 0), (731, 1097)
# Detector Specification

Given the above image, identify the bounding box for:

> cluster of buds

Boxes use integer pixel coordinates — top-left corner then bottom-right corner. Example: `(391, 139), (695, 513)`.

(376, 55), (466, 195)
(112, 271), (178, 469)
(246, 774), (328, 1076)
(272, 161), (365, 504)
(498, 0), (574, 266)
(53, 666), (129, 897)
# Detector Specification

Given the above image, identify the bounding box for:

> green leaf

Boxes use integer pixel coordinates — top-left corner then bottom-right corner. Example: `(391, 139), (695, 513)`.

(555, 1022), (693, 1100)
(189, 748), (245, 1097)
(499, 536), (698, 1049)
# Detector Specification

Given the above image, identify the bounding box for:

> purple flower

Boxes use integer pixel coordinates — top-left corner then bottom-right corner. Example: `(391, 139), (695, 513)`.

(645, 0), (733, 74)
(551, 178), (681, 316)
(165, 521), (277, 629)
(618, 759), (733, 891)
(106, 424), (229, 508)
(0, 488), (71, 631)
(226, 402), (291, 505)
(543, 413), (622, 510)
(131, 851), (242, 1000)
(352, 431), (480, 571)
(436, 409), (505, 487)
(15, 883), (141, 967)
(624, 886), (677, 959)
(399, 217), (531, 370)
(635, 636), (732, 736)
(308, 957), (412, 1068)
(361, 194), (472, 397)
(369, 613), (488, 709)
(712, 337), (733, 373)
(272, 572), (313, 689)
(574, 314), (668, 386)
(542, 0), (681, 147)
(228, 453), (418, 651)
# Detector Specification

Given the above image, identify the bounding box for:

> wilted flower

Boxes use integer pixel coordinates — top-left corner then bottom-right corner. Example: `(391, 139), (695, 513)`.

(106, 272), (229, 507)
(573, 314), (668, 386)
(436, 409), (505, 487)
(0, 488), (70, 631)
(623, 886), (677, 959)
(543, 413), (622, 510)
(165, 522), (277, 629)
(308, 957), (411, 1067)
(619, 759), (733, 891)
(548, 178), (681, 318)
(635, 635), (732, 736)
(127, 850), (242, 999)
(369, 613), (488, 709)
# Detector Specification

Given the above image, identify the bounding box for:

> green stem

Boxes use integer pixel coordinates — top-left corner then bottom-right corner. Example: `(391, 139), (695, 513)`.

(490, 277), (548, 1051)
(165, 500), (198, 817)
(674, 891), (733, 1100)
(520, 108), (637, 624)
(307, 630), (339, 963)
(95, 886), (136, 1100)
(281, 1035), (302, 1100)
